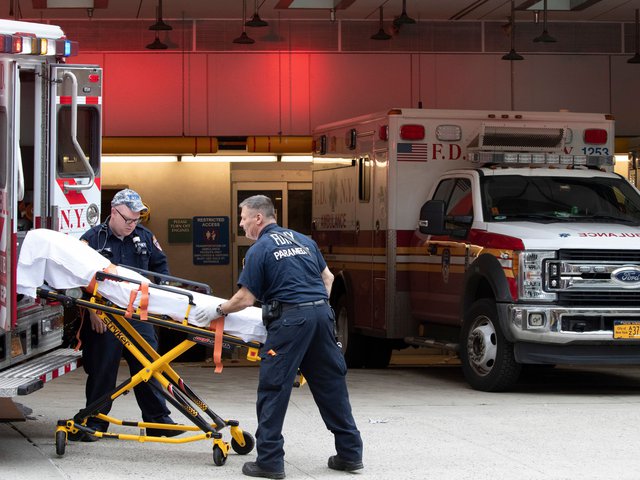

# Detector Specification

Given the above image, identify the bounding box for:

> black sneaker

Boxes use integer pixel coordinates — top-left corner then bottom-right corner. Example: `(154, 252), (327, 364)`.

(146, 420), (183, 437)
(242, 461), (285, 479)
(328, 455), (364, 471)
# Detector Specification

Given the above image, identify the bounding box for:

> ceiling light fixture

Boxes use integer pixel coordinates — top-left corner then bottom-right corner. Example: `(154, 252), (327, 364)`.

(502, 0), (524, 60)
(234, 0), (256, 44)
(146, 32), (168, 49)
(628, 9), (640, 64)
(149, 0), (172, 31)
(371, 6), (391, 41)
(393, 0), (416, 27)
(533, 0), (556, 43)
(246, 0), (268, 27)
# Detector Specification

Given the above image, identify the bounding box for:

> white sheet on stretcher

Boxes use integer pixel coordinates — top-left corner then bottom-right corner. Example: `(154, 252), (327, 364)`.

(17, 229), (267, 344)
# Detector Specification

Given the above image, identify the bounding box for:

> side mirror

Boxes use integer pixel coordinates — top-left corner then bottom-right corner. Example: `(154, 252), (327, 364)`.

(418, 200), (446, 235)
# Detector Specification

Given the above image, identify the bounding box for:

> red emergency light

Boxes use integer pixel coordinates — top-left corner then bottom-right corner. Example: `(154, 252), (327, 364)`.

(12, 36), (23, 53)
(584, 128), (607, 145)
(400, 124), (425, 140)
(378, 125), (388, 141)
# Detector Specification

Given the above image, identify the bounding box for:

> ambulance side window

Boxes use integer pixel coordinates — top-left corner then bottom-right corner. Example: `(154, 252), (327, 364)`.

(358, 156), (371, 202)
(433, 178), (473, 231)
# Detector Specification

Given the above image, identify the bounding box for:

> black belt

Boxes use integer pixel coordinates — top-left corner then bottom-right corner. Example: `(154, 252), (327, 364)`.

(280, 299), (328, 312)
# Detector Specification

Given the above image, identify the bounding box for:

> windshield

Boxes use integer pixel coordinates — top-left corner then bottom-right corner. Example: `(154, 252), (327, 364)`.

(481, 174), (640, 225)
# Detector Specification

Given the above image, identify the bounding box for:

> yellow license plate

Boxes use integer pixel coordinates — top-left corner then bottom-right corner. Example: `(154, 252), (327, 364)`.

(613, 321), (640, 339)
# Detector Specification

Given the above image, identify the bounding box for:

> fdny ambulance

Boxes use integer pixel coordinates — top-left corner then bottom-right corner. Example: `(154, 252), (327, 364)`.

(312, 108), (640, 391)
(0, 20), (102, 396)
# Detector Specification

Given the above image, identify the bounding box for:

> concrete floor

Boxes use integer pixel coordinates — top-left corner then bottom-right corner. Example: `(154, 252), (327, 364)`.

(3, 353), (640, 480)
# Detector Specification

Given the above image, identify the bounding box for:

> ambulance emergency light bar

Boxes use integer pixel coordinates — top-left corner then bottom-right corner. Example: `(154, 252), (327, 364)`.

(0, 19), (77, 57)
(468, 151), (614, 168)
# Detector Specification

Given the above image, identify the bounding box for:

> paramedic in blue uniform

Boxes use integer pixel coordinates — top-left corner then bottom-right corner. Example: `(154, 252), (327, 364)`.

(72, 189), (178, 441)
(195, 194), (363, 479)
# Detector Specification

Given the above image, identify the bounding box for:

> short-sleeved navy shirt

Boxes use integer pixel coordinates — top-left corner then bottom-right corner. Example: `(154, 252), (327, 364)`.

(81, 222), (169, 275)
(238, 223), (327, 304)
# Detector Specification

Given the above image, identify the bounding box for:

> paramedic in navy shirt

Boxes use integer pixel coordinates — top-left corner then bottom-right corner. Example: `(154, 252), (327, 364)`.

(71, 189), (179, 441)
(195, 194), (363, 479)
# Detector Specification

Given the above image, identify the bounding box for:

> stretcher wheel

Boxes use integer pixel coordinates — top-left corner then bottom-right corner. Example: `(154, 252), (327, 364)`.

(55, 430), (67, 456)
(212, 445), (227, 466)
(231, 431), (255, 455)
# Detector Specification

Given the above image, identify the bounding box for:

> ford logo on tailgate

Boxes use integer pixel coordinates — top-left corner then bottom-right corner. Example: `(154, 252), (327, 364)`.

(612, 266), (640, 286)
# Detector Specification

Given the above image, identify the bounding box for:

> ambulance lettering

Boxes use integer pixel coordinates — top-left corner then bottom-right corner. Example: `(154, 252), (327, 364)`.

(579, 232), (640, 238)
(431, 143), (462, 160)
(59, 207), (87, 231)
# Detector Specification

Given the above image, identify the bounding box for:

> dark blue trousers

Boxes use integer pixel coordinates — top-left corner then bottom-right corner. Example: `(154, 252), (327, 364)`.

(81, 316), (172, 431)
(256, 302), (363, 472)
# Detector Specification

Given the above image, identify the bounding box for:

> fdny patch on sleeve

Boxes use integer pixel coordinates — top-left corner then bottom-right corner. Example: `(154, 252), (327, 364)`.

(152, 235), (163, 251)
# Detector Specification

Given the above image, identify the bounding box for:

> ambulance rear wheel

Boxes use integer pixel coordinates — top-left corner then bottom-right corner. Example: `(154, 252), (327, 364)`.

(460, 299), (521, 392)
(334, 295), (365, 368)
(55, 430), (66, 456)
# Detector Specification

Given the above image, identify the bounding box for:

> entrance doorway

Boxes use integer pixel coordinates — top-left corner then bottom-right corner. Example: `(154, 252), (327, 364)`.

(231, 181), (311, 290)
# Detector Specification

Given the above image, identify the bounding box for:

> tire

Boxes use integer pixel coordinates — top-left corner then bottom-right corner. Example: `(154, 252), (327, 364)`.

(213, 445), (227, 466)
(55, 430), (66, 456)
(460, 299), (521, 392)
(333, 295), (366, 368)
(231, 431), (255, 455)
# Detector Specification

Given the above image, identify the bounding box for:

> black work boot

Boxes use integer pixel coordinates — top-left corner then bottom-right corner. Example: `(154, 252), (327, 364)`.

(328, 455), (364, 471)
(242, 461), (285, 479)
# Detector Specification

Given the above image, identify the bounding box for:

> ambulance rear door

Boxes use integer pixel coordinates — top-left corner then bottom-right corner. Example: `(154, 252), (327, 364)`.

(48, 64), (102, 237)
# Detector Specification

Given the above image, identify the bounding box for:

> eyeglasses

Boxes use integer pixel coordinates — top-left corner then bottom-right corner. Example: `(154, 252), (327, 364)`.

(114, 207), (141, 225)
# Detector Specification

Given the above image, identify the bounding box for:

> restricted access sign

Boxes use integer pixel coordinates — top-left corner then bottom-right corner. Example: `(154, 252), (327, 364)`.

(192, 216), (229, 265)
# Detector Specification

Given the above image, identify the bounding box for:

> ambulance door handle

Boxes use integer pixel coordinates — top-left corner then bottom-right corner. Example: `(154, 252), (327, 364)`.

(355, 220), (360, 234)
(61, 71), (95, 192)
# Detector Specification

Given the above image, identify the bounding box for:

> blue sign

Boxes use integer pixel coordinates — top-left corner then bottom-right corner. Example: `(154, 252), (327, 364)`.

(193, 216), (229, 265)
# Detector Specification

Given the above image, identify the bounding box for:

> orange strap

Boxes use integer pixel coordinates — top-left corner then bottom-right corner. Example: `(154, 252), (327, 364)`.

(125, 281), (150, 320)
(85, 263), (118, 294)
(74, 309), (86, 352)
(138, 282), (149, 320)
(208, 316), (225, 373)
(125, 289), (137, 319)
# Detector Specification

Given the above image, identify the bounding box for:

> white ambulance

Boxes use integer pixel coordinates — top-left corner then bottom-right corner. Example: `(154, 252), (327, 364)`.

(311, 108), (640, 391)
(0, 19), (102, 396)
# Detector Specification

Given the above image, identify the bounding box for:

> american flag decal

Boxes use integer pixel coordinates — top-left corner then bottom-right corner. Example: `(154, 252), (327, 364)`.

(397, 143), (428, 161)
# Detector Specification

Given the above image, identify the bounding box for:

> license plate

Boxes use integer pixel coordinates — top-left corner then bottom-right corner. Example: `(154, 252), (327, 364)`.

(613, 321), (640, 339)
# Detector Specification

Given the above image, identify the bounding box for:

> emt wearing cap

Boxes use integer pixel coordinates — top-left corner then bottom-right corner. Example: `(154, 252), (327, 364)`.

(73, 189), (178, 441)
(195, 195), (363, 479)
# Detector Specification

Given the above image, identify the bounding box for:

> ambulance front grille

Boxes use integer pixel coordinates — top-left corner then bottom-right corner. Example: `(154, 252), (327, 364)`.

(559, 249), (640, 262)
(558, 291), (640, 307)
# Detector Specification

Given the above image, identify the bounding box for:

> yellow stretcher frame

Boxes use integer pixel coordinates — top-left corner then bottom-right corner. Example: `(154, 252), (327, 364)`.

(36, 273), (262, 467)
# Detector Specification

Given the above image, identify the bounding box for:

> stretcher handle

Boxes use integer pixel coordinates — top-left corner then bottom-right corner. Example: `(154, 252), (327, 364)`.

(123, 266), (212, 294)
(35, 285), (78, 308)
(95, 271), (196, 305)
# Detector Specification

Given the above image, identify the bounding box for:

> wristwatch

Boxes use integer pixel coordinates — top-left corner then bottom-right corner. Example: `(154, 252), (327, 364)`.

(216, 305), (227, 317)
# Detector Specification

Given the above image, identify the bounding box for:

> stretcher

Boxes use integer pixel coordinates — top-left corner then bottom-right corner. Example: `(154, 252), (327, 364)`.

(37, 271), (262, 466)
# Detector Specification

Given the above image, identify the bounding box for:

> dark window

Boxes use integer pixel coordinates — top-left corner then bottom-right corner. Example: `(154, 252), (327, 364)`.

(56, 106), (100, 178)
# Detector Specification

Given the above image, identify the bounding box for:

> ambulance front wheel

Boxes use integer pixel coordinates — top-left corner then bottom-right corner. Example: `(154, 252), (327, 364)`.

(55, 430), (66, 456)
(460, 299), (521, 392)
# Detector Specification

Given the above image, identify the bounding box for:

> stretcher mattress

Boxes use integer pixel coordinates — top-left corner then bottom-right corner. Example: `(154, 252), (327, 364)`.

(17, 229), (267, 344)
